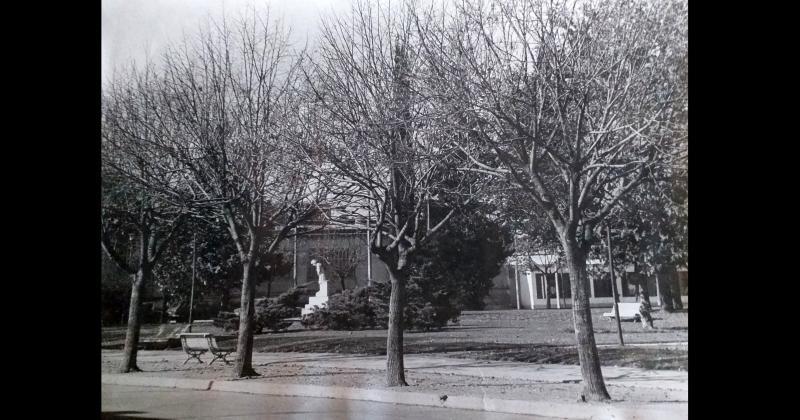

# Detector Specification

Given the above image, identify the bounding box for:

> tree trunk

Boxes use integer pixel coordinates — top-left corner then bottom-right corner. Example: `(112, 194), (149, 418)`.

(545, 274), (552, 309)
(219, 293), (226, 313)
(563, 241), (611, 401)
(657, 270), (674, 312)
(669, 268), (684, 310)
(220, 283), (231, 312)
(385, 259), (408, 387)
(160, 293), (167, 324)
(640, 280), (652, 306)
(234, 259), (259, 377)
(119, 267), (149, 373)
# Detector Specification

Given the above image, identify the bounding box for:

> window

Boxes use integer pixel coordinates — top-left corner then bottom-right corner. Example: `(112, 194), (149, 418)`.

(535, 273), (545, 299)
(535, 273), (557, 298)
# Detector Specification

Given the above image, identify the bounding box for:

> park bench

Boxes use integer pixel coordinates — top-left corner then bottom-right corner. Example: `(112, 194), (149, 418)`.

(178, 333), (234, 365)
(602, 302), (642, 322)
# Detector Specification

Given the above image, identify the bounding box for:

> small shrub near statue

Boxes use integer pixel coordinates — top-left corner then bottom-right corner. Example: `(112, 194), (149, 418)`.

(302, 280), (461, 332)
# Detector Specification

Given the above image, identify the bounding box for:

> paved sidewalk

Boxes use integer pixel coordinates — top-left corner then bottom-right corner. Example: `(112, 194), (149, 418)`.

(103, 350), (688, 393)
(103, 350), (687, 419)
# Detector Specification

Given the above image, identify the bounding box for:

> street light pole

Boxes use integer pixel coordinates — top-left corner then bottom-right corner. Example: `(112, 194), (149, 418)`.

(293, 227), (298, 288)
(513, 235), (521, 310)
(188, 233), (196, 332)
(606, 224), (624, 346)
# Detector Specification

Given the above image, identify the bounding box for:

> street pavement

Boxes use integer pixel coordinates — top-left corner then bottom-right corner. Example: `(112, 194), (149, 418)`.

(102, 384), (556, 420)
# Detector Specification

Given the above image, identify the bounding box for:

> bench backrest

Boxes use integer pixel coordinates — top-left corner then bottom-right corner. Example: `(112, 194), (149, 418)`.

(179, 333), (211, 351)
(208, 336), (228, 351)
(615, 302), (641, 316)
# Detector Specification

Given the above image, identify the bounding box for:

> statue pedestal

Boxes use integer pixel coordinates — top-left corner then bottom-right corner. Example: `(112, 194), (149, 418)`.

(301, 281), (330, 316)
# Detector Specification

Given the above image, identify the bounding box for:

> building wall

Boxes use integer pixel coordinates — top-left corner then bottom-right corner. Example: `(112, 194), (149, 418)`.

(256, 230), (390, 298)
(491, 262), (688, 309)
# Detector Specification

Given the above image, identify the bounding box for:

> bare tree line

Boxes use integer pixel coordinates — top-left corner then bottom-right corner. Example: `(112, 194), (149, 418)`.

(102, 0), (687, 402)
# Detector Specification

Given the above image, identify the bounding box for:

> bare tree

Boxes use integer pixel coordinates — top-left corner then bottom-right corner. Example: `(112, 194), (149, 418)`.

(140, 12), (332, 378)
(101, 69), (189, 373)
(417, 0), (687, 400)
(311, 240), (362, 291)
(301, 1), (479, 386)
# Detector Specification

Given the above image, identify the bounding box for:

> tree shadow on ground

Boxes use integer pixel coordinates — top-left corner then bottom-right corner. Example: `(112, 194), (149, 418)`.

(455, 346), (688, 371)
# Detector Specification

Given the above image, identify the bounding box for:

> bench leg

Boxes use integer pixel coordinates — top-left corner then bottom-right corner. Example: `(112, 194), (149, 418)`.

(184, 352), (205, 364)
(210, 353), (231, 365)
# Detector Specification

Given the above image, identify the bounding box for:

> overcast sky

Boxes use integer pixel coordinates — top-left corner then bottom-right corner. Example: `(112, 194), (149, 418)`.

(101, 0), (352, 83)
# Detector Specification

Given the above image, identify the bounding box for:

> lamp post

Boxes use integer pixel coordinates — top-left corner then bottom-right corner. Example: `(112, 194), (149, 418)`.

(188, 233), (196, 332)
(293, 227), (298, 288)
(513, 234), (521, 310)
(606, 224), (624, 346)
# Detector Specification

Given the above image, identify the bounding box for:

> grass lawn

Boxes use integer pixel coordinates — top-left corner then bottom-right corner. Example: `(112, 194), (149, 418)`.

(102, 307), (688, 370)
(253, 308), (688, 370)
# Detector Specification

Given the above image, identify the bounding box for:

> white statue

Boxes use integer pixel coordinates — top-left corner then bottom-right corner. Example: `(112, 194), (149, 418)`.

(303, 259), (330, 315)
(310, 259), (328, 296)
(311, 259), (327, 281)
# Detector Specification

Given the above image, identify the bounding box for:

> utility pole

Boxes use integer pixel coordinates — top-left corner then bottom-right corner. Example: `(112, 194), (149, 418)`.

(366, 210), (372, 287)
(293, 227), (298, 288)
(606, 225), (624, 346)
(513, 235), (520, 310)
(188, 233), (196, 333)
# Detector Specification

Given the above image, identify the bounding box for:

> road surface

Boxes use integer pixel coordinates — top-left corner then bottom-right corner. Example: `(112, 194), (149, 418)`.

(102, 384), (557, 420)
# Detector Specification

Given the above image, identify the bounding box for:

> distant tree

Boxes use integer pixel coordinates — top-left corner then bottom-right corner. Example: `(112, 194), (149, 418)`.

(151, 219), (239, 321)
(101, 250), (133, 326)
(310, 241), (362, 292)
(253, 251), (293, 299)
(594, 168), (687, 311)
(412, 204), (513, 311)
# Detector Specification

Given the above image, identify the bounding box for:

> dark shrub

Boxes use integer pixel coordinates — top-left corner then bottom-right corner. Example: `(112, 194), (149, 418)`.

(254, 287), (306, 333)
(372, 280), (459, 331)
(304, 281), (459, 332)
(214, 311), (239, 331)
(302, 287), (377, 330)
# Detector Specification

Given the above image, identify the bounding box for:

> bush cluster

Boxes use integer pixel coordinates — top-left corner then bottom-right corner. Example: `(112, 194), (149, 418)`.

(254, 287), (306, 333)
(302, 281), (460, 331)
(213, 287), (308, 333)
(301, 287), (377, 330)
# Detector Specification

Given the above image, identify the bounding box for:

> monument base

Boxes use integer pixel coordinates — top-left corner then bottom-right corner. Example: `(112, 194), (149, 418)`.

(301, 281), (329, 316)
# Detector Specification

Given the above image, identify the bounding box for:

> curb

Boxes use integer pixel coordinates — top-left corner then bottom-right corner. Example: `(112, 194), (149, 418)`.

(102, 374), (212, 391)
(102, 374), (687, 420)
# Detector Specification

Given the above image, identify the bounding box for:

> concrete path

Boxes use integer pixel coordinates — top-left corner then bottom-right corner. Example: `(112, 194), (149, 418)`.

(103, 350), (688, 393)
(103, 350), (688, 419)
(103, 384), (556, 420)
